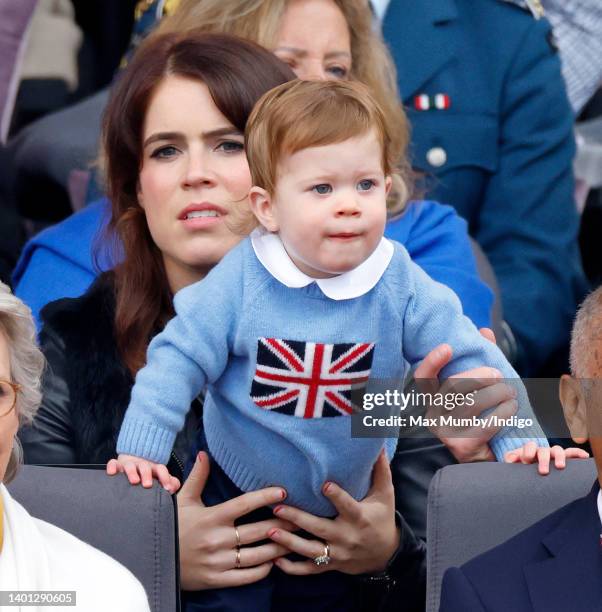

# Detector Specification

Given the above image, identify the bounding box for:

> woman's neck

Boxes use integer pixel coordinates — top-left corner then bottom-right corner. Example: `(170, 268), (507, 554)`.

(163, 258), (210, 294)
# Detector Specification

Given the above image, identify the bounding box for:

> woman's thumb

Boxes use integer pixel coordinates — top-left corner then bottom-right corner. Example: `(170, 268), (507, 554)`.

(178, 451), (210, 504)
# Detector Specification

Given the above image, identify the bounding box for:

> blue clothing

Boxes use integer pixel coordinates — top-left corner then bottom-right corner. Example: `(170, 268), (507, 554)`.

(183, 429), (354, 612)
(13, 198), (492, 331)
(382, 0), (588, 374)
(12, 200), (114, 328)
(116, 237), (545, 517)
(439, 482), (602, 611)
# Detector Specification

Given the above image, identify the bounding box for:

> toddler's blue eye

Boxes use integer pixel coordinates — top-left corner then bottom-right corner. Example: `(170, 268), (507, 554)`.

(313, 184), (332, 195)
(358, 179), (375, 191)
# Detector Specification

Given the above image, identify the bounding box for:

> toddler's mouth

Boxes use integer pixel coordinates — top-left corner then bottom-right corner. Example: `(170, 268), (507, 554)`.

(328, 232), (361, 240)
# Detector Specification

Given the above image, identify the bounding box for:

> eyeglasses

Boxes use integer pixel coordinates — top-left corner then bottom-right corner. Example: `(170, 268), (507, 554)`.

(0, 380), (20, 418)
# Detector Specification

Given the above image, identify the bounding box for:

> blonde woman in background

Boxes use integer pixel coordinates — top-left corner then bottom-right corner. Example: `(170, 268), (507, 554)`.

(0, 282), (150, 612)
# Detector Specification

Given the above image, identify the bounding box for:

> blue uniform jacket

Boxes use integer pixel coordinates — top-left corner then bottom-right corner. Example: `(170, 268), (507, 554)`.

(382, 0), (588, 374)
(12, 198), (492, 331)
(439, 482), (602, 611)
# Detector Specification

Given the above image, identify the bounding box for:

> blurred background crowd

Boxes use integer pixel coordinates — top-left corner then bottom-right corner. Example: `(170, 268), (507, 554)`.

(0, 0), (601, 377)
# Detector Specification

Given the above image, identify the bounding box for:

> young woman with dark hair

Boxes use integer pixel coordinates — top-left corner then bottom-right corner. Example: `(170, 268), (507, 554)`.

(18, 31), (429, 609)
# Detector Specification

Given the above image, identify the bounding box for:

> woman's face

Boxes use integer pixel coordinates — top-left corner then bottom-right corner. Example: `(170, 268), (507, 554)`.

(137, 75), (251, 292)
(0, 329), (18, 483)
(274, 0), (352, 81)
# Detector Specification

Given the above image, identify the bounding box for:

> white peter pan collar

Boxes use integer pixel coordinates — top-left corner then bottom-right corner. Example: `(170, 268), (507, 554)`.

(250, 227), (394, 300)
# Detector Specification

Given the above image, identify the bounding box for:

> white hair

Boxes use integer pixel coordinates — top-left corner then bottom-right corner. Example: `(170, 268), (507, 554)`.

(570, 286), (602, 379)
(0, 282), (45, 483)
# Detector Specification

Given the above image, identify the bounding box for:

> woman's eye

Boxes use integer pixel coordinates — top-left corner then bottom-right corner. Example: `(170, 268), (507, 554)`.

(327, 66), (349, 79)
(151, 145), (178, 159)
(216, 140), (244, 154)
(358, 179), (375, 191)
(312, 184), (332, 195)
(276, 55), (297, 70)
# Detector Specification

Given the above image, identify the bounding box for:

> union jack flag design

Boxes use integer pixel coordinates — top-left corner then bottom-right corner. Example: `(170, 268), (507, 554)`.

(251, 337), (375, 418)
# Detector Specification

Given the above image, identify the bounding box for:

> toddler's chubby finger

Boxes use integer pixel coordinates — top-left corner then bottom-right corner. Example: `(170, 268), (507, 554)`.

(536, 447), (551, 475)
(520, 441), (538, 464)
(138, 462), (154, 488)
(124, 462), (142, 486)
(564, 448), (590, 460)
(106, 458), (121, 476)
(169, 475), (181, 494)
(154, 464), (178, 493)
(504, 449), (521, 463)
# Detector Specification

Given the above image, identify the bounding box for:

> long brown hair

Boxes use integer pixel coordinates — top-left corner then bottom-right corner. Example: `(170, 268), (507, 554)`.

(102, 32), (295, 374)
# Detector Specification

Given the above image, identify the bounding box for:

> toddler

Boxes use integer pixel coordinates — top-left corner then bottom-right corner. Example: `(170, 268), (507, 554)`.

(112, 80), (549, 518)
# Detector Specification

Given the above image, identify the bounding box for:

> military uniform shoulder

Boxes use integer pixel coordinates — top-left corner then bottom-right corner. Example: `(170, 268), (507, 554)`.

(499, 0), (545, 19)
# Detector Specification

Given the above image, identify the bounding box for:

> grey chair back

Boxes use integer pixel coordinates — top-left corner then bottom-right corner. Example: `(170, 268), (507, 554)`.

(7, 465), (178, 612)
(426, 460), (597, 612)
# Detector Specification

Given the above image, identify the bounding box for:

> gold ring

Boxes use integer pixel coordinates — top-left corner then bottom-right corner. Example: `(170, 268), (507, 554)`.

(235, 548), (241, 569)
(234, 525), (241, 548)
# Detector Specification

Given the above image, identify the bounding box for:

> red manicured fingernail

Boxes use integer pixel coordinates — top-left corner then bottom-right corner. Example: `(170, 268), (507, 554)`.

(323, 482), (332, 493)
(280, 489), (286, 500)
(268, 529), (279, 538)
(197, 452), (203, 463)
(273, 506), (283, 515)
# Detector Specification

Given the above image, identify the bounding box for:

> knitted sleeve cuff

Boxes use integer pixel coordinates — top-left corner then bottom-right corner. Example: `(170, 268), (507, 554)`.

(116, 419), (177, 465)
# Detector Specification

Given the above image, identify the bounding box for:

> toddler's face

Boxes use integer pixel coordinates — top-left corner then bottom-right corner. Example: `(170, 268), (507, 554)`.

(268, 130), (390, 278)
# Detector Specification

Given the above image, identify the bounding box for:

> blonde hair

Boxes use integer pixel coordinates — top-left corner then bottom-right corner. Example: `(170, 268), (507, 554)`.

(160, 0), (411, 213)
(0, 282), (45, 483)
(247, 79), (398, 210)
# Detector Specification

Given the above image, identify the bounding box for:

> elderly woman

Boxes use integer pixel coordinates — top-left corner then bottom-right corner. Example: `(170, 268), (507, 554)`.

(0, 282), (150, 611)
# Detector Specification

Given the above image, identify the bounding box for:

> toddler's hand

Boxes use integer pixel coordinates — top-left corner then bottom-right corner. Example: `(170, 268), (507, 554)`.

(106, 453), (181, 493)
(504, 441), (589, 475)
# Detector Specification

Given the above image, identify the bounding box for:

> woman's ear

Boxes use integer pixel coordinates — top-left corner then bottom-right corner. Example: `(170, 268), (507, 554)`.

(249, 186), (278, 232)
(559, 374), (589, 444)
(136, 181), (146, 210)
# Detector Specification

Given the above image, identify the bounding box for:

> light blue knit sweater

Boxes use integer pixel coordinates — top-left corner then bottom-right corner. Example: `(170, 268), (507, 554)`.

(117, 237), (547, 516)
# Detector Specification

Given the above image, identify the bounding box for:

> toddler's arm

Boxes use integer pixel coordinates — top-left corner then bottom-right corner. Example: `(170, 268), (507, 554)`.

(401, 252), (548, 460)
(116, 247), (244, 464)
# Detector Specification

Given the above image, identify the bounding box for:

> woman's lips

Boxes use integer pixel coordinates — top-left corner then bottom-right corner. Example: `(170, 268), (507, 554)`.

(181, 214), (224, 229)
(179, 203), (227, 229)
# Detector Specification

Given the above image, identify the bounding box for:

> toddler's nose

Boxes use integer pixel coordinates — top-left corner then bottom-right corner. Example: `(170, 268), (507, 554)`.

(335, 199), (361, 217)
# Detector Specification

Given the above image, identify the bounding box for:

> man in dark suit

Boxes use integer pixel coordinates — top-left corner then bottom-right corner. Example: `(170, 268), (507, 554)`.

(439, 286), (602, 611)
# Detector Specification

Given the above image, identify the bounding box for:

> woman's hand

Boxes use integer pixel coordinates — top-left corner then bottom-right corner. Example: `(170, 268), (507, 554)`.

(504, 441), (589, 475)
(414, 328), (515, 463)
(107, 453), (181, 493)
(177, 452), (294, 591)
(266, 451), (399, 576)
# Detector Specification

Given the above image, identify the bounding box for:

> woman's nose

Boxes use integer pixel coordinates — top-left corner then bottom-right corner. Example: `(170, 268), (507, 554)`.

(183, 153), (215, 187)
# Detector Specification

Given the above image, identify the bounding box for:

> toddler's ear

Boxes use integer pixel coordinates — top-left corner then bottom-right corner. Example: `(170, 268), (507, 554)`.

(385, 175), (393, 196)
(249, 186), (279, 232)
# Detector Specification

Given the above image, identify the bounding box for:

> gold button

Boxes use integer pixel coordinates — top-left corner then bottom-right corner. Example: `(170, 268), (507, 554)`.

(427, 147), (447, 168)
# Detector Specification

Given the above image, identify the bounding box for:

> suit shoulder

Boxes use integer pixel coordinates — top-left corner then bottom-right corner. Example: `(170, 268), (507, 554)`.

(462, 495), (584, 578)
